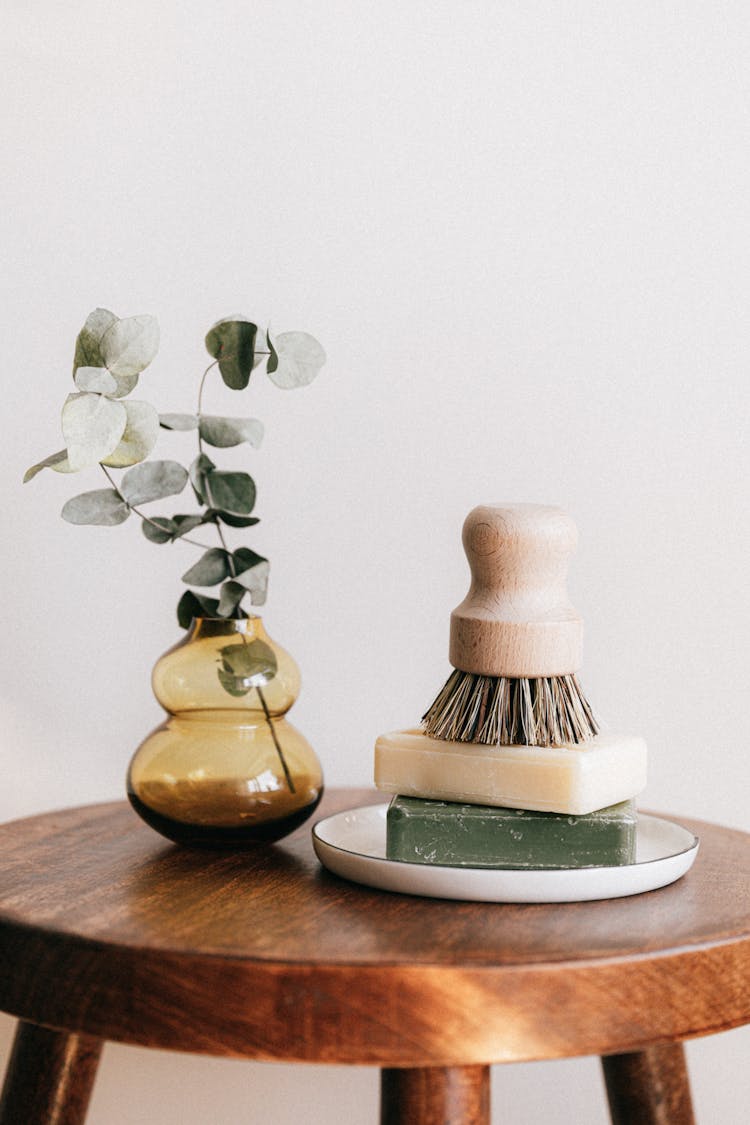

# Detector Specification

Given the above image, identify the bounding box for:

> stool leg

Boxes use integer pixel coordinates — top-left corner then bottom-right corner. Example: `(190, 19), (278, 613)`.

(602, 1042), (695, 1125)
(380, 1065), (490, 1125)
(0, 1020), (103, 1125)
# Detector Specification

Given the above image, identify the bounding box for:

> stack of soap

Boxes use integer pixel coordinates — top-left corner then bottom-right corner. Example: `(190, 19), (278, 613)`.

(374, 729), (647, 870)
(386, 795), (637, 869)
(373, 504), (649, 871)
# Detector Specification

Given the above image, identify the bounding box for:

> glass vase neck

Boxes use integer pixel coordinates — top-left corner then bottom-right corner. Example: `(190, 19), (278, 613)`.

(188, 616), (267, 640)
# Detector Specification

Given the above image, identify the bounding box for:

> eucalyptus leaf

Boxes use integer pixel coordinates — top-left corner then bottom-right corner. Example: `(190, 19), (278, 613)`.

(141, 513), (205, 543)
(101, 314), (160, 382)
(177, 590), (220, 629)
(215, 317), (266, 365)
(217, 580), (247, 616)
(61, 393), (127, 470)
(230, 559), (270, 605)
(72, 308), (117, 374)
(216, 670), (252, 697)
(205, 318), (257, 390)
(233, 547), (266, 571)
(61, 488), (130, 526)
(181, 548), (230, 587)
(266, 329), (325, 389)
(189, 453), (215, 503)
(108, 372), (140, 399)
(159, 413), (199, 431)
(211, 510), (260, 528)
(205, 470), (256, 516)
(141, 517), (175, 543)
(217, 639), (277, 695)
(74, 366), (118, 394)
(101, 400), (160, 467)
(24, 449), (74, 482)
(119, 460), (188, 505)
(220, 639), (277, 681)
(198, 415), (264, 449)
(172, 513), (207, 538)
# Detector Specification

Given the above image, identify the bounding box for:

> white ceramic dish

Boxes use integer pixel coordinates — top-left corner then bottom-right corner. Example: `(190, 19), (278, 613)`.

(312, 803), (699, 903)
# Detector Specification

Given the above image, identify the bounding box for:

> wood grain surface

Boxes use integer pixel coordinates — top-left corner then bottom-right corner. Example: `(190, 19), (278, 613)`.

(0, 789), (748, 1066)
(602, 1043), (695, 1125)
(0, 1022), (102, 1125)
(380, 1066), (490, 1125)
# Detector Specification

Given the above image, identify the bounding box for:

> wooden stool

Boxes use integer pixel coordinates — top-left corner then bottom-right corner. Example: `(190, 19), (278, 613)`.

(1, 789), (749, 1124)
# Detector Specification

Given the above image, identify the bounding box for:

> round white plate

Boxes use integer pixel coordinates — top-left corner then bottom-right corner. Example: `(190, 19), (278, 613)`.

(312, 803), (699, 903)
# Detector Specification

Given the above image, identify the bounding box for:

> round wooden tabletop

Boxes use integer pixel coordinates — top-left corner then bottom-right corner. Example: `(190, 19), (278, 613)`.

(0, 789), (749, 1067)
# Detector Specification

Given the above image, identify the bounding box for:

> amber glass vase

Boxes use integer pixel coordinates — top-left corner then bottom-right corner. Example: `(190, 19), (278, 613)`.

(127, 617), (324, 847)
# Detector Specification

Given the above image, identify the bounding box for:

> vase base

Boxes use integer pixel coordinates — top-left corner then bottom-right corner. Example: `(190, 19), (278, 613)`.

(126, 785), (324, 848)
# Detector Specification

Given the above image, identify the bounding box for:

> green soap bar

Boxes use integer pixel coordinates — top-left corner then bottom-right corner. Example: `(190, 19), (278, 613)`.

(386, 795), (637, 869)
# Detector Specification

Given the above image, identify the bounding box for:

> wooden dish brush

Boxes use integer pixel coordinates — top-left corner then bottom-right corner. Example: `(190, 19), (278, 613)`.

(422, 503), (599, 747)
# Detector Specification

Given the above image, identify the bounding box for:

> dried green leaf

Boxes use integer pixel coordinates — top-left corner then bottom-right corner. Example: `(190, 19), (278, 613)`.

(189, 453), (215, 503)
(159, 413), (199, 431)
(220, 639), (277, 681)
(181, 548), (231, 587)
(119, 460), (188, 506)
(141, 517), (175, 543)
(109, 372), (140, 399)
(72, 308), (117, 374)
(229, 558), (270, 606)
(217, 639), (277, 695)
(61, 489), (130, 526)
(216, 670), (251, 697)
(210, 510), (260, 529)
(205, 470), (256, 516)
(141, 513), (204, 544)
(24, 449), (75, 482)
(172, 513), (207, 538)
(205, 318), (257, 390)
(177, 590), (220, 629)
(198, 415), (264, 449)
(74, 366), (118, 394)
(177, 590), (200, 629)
(233, 547), (266, 571)
(101, 400), (160, 467)
(101, 314), (160, 382)
(61, 393), (127, 470)
(217, 580), (247, 617)
(266, 329), (325, 389)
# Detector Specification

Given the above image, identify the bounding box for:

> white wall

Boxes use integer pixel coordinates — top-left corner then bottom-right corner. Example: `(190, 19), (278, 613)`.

(2, 2), (749, 1121)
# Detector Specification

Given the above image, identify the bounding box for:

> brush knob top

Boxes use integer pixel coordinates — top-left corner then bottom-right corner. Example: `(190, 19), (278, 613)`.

(449, 504), (583, 677)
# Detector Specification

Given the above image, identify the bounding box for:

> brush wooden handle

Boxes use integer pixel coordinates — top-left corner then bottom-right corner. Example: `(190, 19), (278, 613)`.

(449, 504), (583, 677)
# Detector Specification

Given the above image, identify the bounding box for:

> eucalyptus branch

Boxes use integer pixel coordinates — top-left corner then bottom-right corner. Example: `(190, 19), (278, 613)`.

(25, 306), (325, 635)
(26, 308), (324, 789)
(198, 360), (239, 567)
(100, 466), (216, 551)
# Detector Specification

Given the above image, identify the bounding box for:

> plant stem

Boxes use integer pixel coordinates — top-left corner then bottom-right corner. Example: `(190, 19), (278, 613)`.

(197, 360), (239, 583)
(216, 521), (231, 555)
(196, 360), (218, 454)
(99, 466), (215, 550)
(257, 682), (296, 794)
(198, 359), (294, 793)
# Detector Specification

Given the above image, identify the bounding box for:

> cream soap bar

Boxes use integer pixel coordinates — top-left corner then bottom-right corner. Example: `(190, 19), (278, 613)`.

(374, 729), (647, 816)
(386, 795), (637, 869)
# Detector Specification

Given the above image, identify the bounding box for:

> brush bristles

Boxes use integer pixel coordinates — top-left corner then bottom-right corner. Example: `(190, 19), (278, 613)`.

(422, 669), (599, 747)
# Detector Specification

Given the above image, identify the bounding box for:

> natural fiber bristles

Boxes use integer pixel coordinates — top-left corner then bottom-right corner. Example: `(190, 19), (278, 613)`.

(422, 670), (599, 747)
